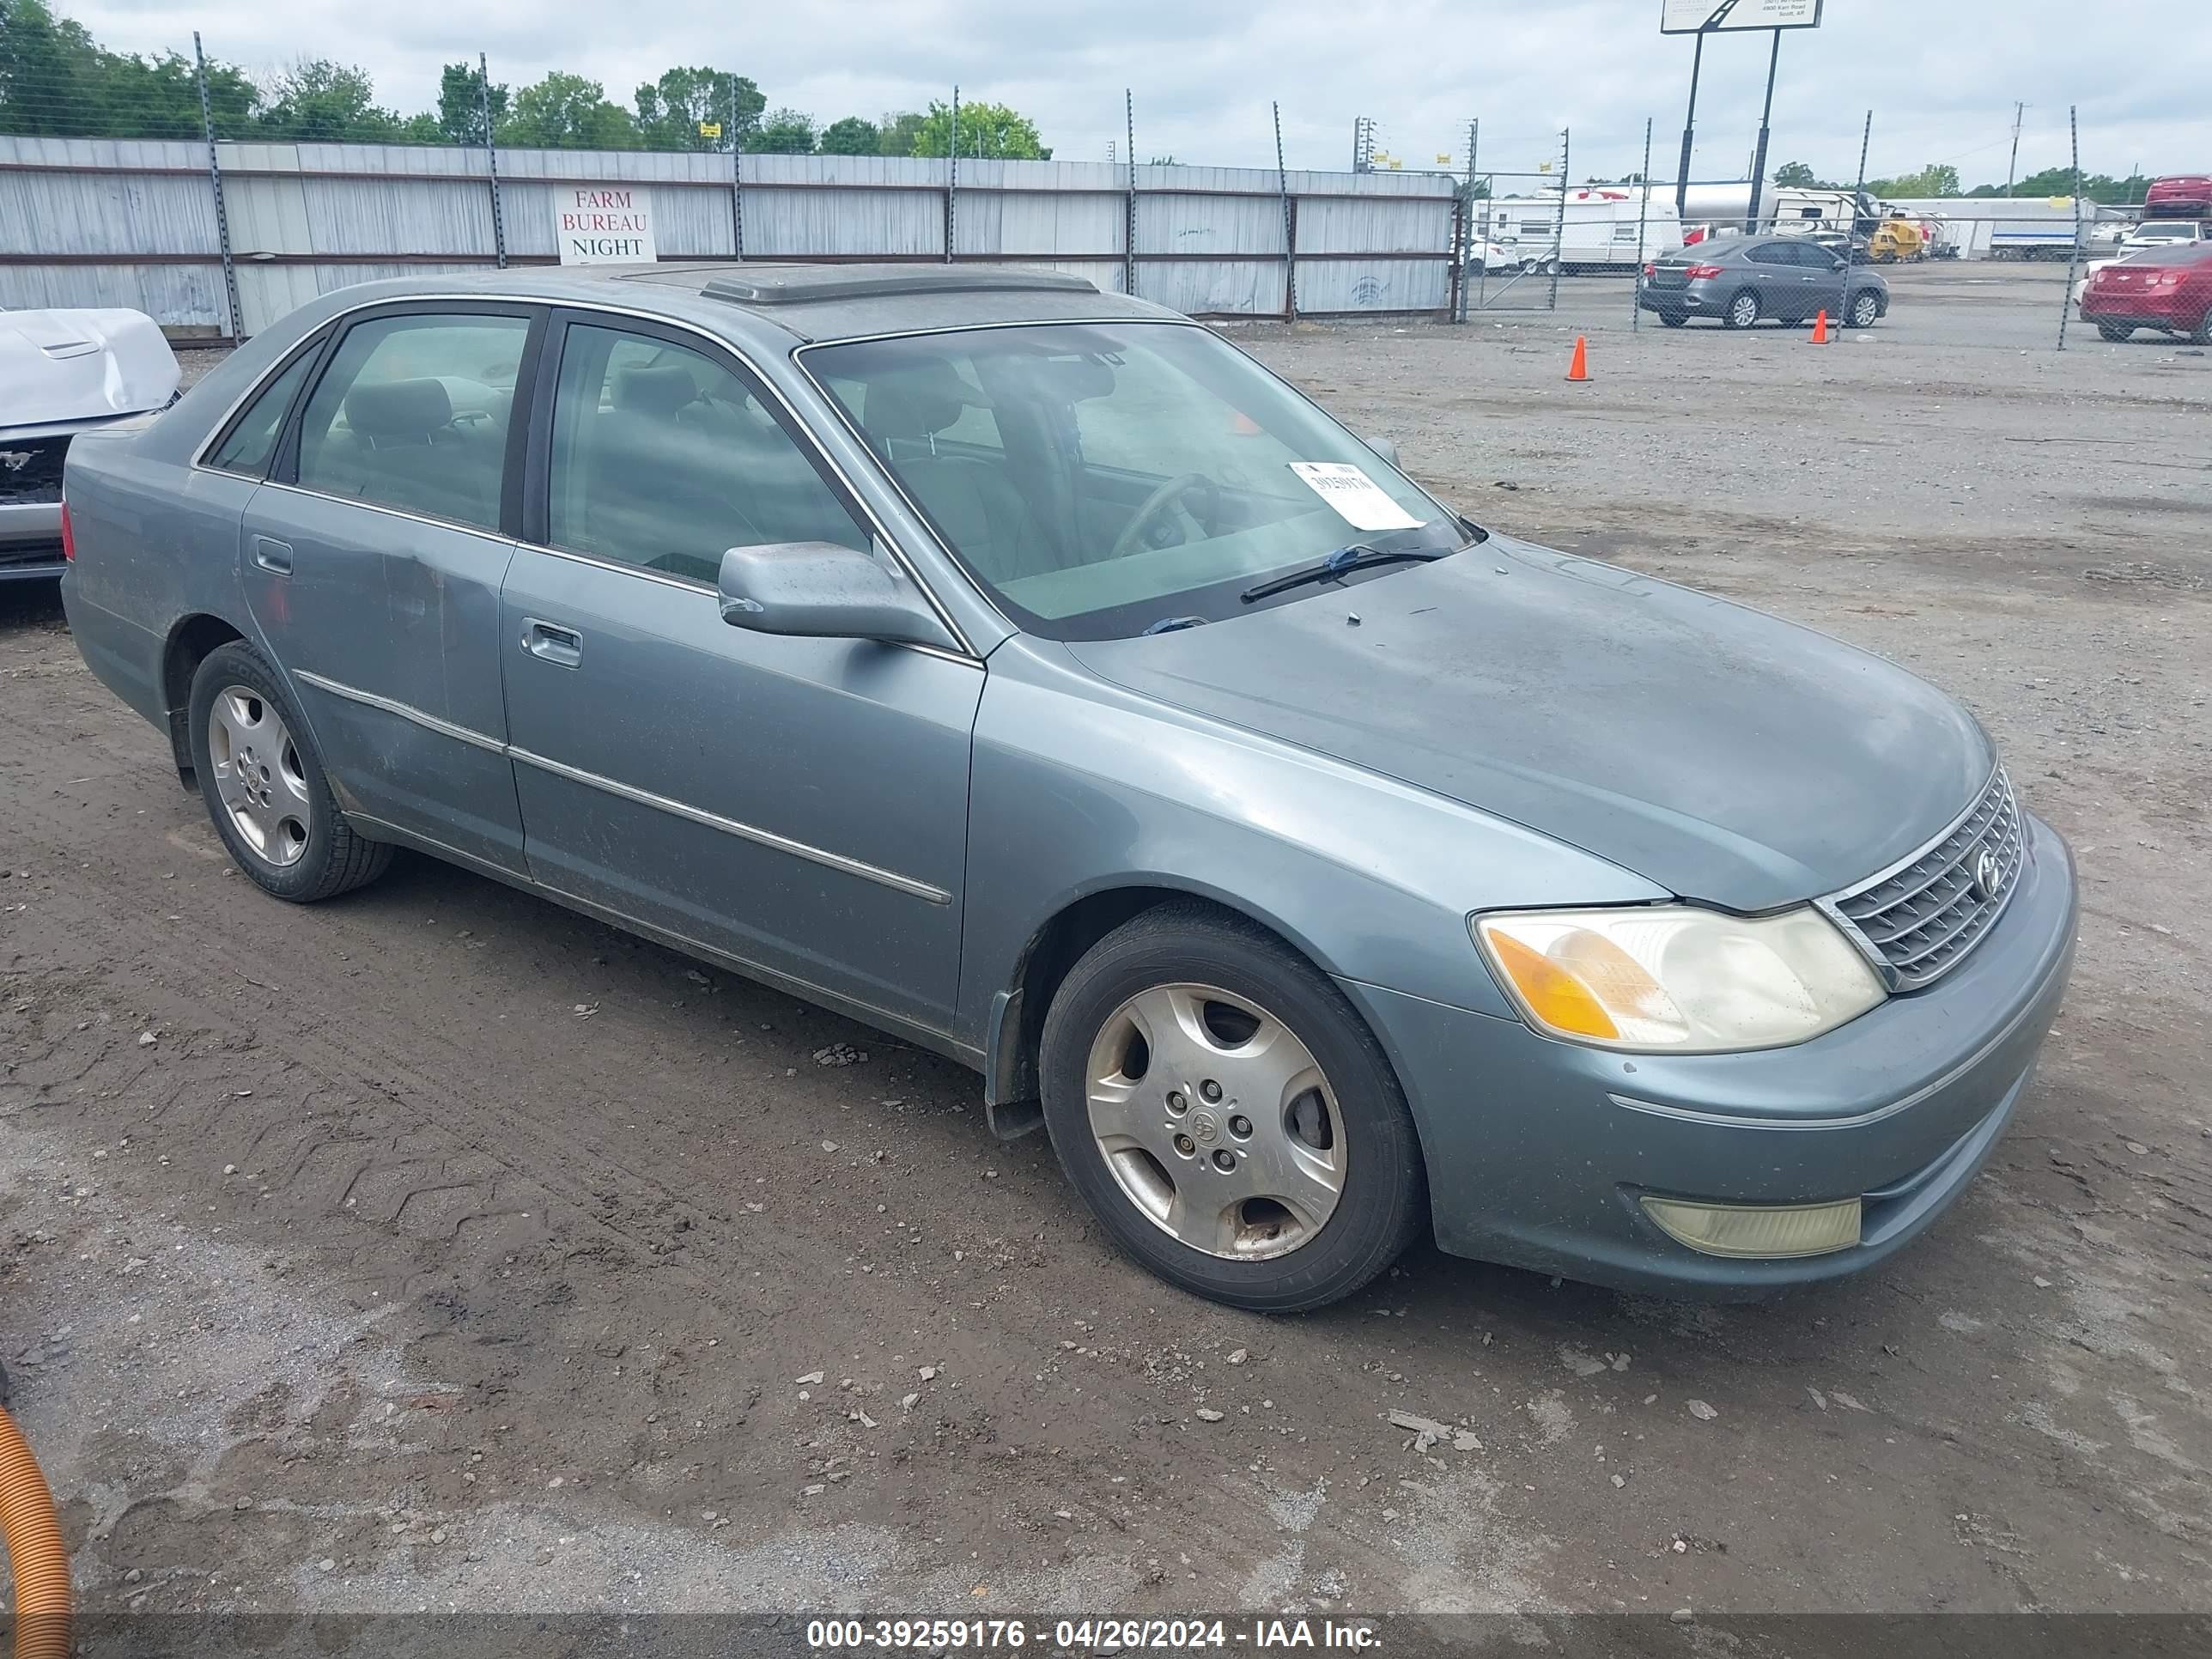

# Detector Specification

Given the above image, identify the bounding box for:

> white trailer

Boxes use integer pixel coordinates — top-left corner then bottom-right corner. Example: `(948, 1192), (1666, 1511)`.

(1476, 188), (1684, 272)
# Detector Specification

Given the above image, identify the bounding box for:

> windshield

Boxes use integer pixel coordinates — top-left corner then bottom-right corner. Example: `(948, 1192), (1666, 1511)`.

(803, 322), (1469, 640)
(2130, 223), (2195, 240)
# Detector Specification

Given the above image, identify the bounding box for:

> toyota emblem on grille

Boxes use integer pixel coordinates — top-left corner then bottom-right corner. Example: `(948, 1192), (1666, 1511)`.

(1971, 846), (2001, 902)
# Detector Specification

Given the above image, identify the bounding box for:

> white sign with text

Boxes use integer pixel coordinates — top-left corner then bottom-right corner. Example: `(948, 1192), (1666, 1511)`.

(554, 186), (658, 264)
(1661, 0), (1823, 31)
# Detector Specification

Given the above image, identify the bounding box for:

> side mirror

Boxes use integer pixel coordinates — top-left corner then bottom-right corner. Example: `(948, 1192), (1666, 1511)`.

(1363, 434), (1401, 468)
(718, 542), (953, 649)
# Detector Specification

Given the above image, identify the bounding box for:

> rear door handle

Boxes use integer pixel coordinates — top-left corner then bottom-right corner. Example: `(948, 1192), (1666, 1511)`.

(252, 536), (293, 574)
(523, 617), (582, 667)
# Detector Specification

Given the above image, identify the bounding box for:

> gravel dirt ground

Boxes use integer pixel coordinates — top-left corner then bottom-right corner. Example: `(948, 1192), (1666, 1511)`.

(3, 265), (2209, 1639)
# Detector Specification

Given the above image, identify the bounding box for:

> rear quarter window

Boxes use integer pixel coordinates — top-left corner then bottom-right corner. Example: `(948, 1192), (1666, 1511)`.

(204, 343), (321, 477)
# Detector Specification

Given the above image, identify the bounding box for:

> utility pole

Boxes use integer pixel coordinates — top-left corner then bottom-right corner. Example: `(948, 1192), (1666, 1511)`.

(2006, 101), (2027, 197)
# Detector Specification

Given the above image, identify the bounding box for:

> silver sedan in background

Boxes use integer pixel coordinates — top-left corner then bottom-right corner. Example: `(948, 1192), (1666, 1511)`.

(1641, 236), (1891, 330)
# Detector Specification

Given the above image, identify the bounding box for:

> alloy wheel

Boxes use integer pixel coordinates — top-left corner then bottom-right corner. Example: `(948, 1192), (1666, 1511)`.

(1085, 982), (1346, 1261)
(207, 685), (311, 868)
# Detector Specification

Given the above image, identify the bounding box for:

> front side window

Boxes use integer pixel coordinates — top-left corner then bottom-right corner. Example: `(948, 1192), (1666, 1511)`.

(206, 342), (319, 477)
(294, 312), (530, 532)
(805, 322), (1468, 641)
(548, 324), (868, 586)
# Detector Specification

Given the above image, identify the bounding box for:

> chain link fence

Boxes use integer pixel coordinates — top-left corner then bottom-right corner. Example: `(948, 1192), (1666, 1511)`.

(0, 14), (2196, 355)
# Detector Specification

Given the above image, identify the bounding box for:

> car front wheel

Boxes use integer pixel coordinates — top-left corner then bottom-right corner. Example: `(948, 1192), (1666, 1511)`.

(1724, 289), (1761, 330)
(1040, 906), (1426, 1312)
(1849, 291), (1882, 330)
(188, 641), (392, 902)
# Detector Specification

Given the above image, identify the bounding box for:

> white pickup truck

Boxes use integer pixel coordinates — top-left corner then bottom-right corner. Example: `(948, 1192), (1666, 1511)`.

(3, 307), (179, 584)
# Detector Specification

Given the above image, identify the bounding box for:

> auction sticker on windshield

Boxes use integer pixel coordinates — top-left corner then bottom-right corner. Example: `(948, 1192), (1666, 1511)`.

(1287, 462), (1423, 532)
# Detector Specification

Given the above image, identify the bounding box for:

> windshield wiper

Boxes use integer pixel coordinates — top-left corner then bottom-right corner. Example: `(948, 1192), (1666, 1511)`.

(1238, 544), (1447, 605)
(1141, 615), (1208, 635)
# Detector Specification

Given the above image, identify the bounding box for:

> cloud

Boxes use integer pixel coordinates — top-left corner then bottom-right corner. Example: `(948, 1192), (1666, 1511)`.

(64, 0), (2209, 186)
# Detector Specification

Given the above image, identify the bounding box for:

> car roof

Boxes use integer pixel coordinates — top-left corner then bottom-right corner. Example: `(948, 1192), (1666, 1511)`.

(280, 262), (1174, 349)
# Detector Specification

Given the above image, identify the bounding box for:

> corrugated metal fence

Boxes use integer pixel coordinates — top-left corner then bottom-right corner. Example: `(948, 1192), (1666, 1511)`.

(0, 137), (1462, 337)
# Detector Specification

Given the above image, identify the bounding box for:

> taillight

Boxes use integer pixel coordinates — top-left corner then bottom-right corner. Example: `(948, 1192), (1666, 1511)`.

(1641, 262), (1656, 277)
(59, 498), (76, 562)
(1685, 264), (1724, 279)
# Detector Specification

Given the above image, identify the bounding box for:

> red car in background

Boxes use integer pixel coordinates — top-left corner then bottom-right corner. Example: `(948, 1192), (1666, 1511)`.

(2080, 244), (2212, 343)
(2143, 175), (2212, 218)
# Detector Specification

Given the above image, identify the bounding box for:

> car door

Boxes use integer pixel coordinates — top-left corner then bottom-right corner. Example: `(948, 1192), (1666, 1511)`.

(1744, 241), (1798, 317)
(242, 303), (541, 875)
(1791, 240), (1849, 316)
(500, 312), (982, 1035)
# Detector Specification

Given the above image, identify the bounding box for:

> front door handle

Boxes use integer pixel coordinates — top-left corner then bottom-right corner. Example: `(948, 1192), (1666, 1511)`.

(523, 617), (583, 667)
(252, 536), (293, 574)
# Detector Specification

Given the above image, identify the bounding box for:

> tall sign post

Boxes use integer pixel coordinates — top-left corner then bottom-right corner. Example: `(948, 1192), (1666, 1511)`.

(1662, 2), (1825, 222)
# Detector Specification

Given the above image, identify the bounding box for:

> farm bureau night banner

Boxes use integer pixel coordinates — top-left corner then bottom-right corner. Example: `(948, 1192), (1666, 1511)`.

(555, 186), (659, 264)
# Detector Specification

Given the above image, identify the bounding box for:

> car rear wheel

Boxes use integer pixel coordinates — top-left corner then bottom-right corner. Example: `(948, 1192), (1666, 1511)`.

(1848, 291), (1882, 330)
(2097, 323), (2135, 343)
(188, 641), (392, 902)
(2193, 310), (2212, 347)
(1039, 905), (1426, 1312)
(1723, 289), (1761, 330)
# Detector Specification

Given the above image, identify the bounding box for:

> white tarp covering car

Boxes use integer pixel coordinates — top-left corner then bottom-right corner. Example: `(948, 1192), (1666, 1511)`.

(3, 307), (179, 582)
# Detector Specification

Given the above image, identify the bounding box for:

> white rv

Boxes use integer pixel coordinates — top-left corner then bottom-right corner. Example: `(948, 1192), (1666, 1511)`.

(1475, 187), (1685, 273)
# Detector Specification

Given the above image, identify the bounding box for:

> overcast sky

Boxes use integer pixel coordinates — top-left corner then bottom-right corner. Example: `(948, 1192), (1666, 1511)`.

(69, 0), (2208, 184)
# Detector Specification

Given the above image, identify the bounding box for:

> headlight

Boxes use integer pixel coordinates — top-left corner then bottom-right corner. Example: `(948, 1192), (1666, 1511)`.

(1472, 904), (1885, 1054)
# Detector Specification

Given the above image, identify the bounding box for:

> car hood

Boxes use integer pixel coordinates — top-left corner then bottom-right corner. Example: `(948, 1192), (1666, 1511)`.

(1063, 538), (1992, 912)
(0, 307), (179, 441)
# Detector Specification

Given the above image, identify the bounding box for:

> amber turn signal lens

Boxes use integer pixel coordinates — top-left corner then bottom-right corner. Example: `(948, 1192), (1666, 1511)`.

(1484, 930), (1620, 1041)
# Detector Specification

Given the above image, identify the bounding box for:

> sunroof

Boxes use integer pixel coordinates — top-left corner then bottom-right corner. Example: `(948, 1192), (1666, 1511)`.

(699, 265), (1097, 307)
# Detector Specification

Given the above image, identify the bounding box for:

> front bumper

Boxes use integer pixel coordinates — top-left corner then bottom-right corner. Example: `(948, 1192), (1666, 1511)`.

(1344, 812), (2078, 1297)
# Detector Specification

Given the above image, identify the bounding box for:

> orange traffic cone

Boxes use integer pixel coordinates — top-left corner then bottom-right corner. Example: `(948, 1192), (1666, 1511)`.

(1566, 336), (1590, 381)
(1810, 309), (1830, 344)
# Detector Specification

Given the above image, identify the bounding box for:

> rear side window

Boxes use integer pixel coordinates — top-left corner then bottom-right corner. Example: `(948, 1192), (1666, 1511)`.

(205, 345), (319, 477)
(293, 313), (531, 532)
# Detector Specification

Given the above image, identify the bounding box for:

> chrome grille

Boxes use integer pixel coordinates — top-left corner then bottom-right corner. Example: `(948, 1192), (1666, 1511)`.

(1821, 768), (2024, 990)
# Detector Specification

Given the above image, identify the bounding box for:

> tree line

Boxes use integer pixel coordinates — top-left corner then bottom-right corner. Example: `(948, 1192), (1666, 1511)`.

(1772, 159), (2153, 205)
(0, 0), (1051, 156)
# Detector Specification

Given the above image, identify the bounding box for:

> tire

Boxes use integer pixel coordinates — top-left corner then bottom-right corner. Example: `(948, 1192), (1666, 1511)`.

(2193, 310), (2212, 347)
(1723, 289), (1760, 330)
(1659, 313), (1687, 328)
(187, 640), (392, 902)
(1039, 904), (1426, 1313)
(1848, 291), (1881, 330)
(2098, 323), (2135, 343)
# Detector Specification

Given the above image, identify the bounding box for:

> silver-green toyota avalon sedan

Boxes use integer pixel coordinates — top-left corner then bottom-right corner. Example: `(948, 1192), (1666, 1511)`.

(59, 263), (2076, 1311)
